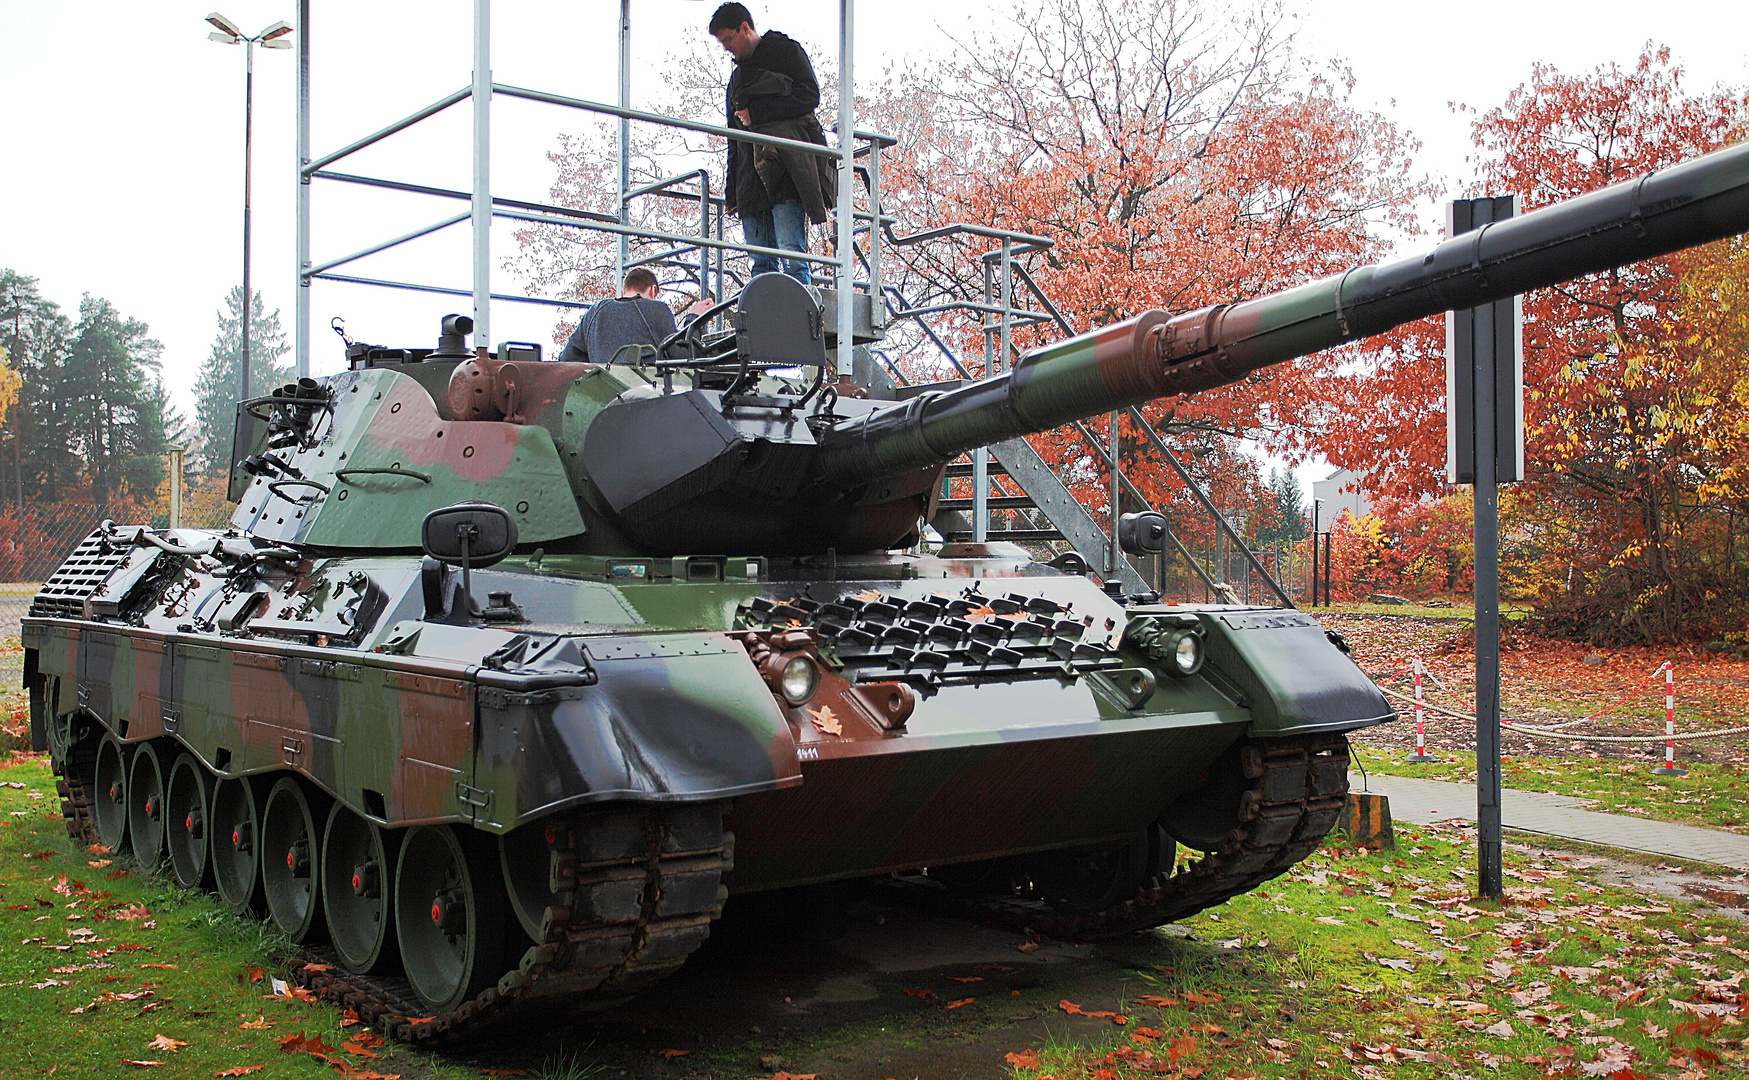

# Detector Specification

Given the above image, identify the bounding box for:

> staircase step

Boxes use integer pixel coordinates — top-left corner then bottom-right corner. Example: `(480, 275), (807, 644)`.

(937, 496), (1037, 511)
(943, 462), (1010, 478)
(939, 529), (1066, 543)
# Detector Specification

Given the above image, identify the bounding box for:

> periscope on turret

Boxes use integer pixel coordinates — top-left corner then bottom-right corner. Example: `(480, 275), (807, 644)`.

(18, 141), (1749, 1045)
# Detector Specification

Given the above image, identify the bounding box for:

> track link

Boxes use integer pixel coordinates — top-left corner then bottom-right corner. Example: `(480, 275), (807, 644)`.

(892, 732), (1350, 939)
(296, 803), (730, 1046)
(54, 746), (729, 1047)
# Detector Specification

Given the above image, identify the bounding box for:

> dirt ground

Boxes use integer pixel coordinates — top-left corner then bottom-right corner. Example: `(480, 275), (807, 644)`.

(445, 890), (1189, 1080)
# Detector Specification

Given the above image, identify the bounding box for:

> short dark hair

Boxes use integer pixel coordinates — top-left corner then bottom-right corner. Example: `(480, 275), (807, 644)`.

(709, 3), (753, 34)
(623, 267), (659, 294)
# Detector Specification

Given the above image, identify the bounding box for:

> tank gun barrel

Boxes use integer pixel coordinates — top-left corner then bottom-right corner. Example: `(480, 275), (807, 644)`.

(816, 141), (1749, 485)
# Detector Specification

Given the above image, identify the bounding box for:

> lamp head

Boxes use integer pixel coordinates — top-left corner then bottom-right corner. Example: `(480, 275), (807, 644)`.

(259, 20), (294, 40)
(205, 12), (244, 38)
(207, 30), (240, 44)
(261, 38), (292, 49)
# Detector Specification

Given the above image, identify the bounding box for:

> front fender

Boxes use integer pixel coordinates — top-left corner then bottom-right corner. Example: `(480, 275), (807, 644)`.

(1196, 609), (1396, 736)
(473, 633), (801, 831)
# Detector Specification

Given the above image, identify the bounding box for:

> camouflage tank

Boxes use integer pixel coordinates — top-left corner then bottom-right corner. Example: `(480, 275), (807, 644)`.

(21, 142), (1749, 1043)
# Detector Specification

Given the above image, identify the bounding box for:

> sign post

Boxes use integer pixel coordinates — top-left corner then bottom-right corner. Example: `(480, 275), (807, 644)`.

(1447, 196), (1523, 902)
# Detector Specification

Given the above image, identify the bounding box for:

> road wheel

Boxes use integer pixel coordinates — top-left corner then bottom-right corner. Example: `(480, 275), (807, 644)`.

(164, 754), (213, 890)
(395, 825), (510, 1013)
(261, 777), (325, 942)
(211, 777), (264, 916)
(93, 733), (130, 854)
(1029, 825), (1163, 915)
(323, 806), (400, 975)
(126, 743), (167, 873)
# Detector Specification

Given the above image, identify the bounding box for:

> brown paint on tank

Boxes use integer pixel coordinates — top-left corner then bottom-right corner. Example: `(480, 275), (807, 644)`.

(386, 671), (474, 822)
(127, 636), (168, 741)
(367, 378), (523, 482)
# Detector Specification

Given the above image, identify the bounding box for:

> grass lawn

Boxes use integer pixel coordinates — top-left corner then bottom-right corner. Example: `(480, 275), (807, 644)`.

(1002, 825), (1749, 1080)
(1354, 747), (1749, 835)
(0, 754), (474, 1080)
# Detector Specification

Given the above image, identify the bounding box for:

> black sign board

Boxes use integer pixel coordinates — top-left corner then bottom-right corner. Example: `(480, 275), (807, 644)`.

(1446, 196), (1524, 484)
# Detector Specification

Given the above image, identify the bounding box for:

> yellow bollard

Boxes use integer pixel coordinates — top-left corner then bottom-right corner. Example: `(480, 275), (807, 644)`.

(1340, 792), (1395, 850)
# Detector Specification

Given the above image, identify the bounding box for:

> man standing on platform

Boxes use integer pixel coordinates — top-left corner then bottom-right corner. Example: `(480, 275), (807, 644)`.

(709, 3), (833, 285)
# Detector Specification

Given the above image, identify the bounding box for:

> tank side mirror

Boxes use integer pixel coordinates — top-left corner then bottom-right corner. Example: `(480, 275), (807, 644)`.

(1118, 512), (1167, 556)
(421, 503), (517, 625)
(422, 502), (518, 568)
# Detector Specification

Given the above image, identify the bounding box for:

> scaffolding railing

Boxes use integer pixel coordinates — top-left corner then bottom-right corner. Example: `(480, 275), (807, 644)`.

(290, 1), (1292, 607)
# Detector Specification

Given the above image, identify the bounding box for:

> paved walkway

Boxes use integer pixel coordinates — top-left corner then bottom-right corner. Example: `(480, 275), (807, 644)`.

(1351, 771), (1749, 871)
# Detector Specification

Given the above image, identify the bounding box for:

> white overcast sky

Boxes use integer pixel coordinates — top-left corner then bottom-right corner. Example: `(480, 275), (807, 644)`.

(2, 0), (1744, 485)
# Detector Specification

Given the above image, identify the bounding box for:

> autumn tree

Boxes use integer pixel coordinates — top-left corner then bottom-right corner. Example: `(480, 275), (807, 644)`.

(511, 1), (1431, 592)
(1467, 46), (1745, 642)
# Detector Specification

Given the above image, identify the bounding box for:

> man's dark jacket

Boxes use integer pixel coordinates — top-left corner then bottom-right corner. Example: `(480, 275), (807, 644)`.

(724, 30), (833, 220)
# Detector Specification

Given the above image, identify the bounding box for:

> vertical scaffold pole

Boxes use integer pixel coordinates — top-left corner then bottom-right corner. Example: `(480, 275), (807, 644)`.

(835, 0), (855, 379)
(295, 0), (310, 377)
(617, 0), (630, 283)
(471, 0), (492, 346)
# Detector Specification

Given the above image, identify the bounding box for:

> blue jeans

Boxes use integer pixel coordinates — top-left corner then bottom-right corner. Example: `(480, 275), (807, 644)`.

(742, 201), (812, 284)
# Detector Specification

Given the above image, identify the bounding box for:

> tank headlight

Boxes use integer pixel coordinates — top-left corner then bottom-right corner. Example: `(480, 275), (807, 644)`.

(1165, 629), (1204, 677)
(780, 655), (819, 704)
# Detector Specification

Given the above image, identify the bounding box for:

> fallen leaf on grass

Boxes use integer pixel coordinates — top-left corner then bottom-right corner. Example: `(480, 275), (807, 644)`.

(654, 1049), (689, 1059)
(1166, 1034), (1196, 1064)
(1017, 940), (1041, 953)
(1484, 1020), (1515, 1038)
(1135, 995), (1181, 1008)
(139, 963), (176, 970)
(146, 1035), (188, 1053)
(120, 1062), (163, 1069)
(342, 1041), (380, 1058)
(1004, 1049), (1040, 1069)
(948, 976), (983, 983)
(1058, 999), (1127, 1024)
(901, 987), (936, 1000)
(944, 997), (975, 1009)
(1183, 991), (1221, 1004)
(238, 1016), (273, 1030)
(213, 1068), (264, 1077)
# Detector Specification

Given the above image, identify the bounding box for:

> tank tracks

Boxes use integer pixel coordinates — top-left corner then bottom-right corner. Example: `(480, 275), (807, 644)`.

(891, 732), (1350, 939)
(53, 738), (729, 1047)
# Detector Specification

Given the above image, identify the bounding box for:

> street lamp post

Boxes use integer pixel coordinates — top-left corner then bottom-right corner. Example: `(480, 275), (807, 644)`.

(207, 13), (293, 405)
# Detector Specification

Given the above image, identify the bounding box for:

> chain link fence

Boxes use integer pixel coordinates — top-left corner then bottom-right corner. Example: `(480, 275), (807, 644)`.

(2, 487), (237, 644)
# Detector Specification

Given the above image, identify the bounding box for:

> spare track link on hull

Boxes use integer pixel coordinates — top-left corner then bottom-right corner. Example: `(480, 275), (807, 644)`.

(893, 732), (1350, 939)
(53, 747), (729, 1046)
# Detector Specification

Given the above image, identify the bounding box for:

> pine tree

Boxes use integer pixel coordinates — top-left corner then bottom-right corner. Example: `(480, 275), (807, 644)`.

(60, 295), (163, 514)
(0, 270), (74, 501)
(193, 286), (291, 478)
(1272, 468), (1307, 544)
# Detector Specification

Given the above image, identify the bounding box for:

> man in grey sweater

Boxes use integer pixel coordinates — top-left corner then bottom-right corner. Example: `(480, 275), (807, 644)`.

(556, 268), (683, 364)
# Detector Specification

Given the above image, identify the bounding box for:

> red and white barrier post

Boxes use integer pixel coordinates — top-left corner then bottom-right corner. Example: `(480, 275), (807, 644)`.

(1406, 655), (1438, 763)
(1651, 661), (1685, 777)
